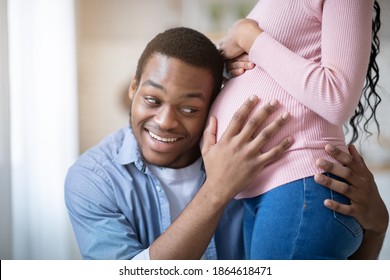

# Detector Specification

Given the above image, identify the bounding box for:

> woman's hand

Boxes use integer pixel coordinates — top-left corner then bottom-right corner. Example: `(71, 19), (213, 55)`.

(218, 18), (262, 59)
(225, 53), (255, 78)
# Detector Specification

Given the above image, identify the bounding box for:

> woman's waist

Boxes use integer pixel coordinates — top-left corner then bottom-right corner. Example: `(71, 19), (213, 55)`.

(236, 146), (349, 199)
(211, 76), (346, 145)
(214, 106), (346, 147)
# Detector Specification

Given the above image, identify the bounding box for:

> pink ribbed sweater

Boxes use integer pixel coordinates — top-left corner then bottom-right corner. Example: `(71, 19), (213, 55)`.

(209, 0), (374, 199)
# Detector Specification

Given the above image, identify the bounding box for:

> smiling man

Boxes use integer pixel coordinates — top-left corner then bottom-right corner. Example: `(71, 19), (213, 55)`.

(129, 54), (214, 169)
(65, 27), (388, 260)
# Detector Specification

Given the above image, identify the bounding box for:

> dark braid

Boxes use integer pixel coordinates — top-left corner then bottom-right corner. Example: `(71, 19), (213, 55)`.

(347, 0), (381, 144)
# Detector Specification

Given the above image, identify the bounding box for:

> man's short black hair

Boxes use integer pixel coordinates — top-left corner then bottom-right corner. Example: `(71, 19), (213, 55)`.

(135, 27), (224, 100)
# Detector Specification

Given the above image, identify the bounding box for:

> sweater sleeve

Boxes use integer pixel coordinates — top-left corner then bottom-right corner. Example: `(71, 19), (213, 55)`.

(248, 0), (374, 125)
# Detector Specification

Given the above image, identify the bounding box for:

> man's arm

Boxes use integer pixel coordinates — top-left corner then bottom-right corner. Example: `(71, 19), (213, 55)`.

(315, 144), (389, 259)
(149, 96), (293, 259)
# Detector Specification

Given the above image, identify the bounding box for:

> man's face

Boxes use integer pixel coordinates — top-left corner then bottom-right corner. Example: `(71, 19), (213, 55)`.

(129, 54), (214, 168)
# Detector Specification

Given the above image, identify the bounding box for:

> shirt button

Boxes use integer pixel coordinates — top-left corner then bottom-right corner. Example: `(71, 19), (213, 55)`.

(156, 185), (162, 192)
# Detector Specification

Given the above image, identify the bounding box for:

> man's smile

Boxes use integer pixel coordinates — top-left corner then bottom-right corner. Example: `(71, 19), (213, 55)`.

(147, 130), (180, 143)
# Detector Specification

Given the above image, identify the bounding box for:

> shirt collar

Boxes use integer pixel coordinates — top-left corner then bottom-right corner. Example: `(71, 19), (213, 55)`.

(115, 126), (143, 168)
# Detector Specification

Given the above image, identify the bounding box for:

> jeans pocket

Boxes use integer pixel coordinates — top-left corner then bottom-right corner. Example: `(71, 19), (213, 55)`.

(330, 190), (363, 237)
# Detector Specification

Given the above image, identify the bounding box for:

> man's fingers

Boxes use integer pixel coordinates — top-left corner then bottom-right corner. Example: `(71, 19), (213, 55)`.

(348, 145), (363, 162)
(316, 158), (353, 184)
(324, 144), (353, 167)
(318, 144), (376, 189)
(323, 144), (371, 177)
(221, 95), (260, 139)
(201, 116), (217, 156)
(323, 199), (353, 217)
(314, 173), (354, 199)
(237, 99), (280, 142)
(251, 111), (290, 148)
(258, 136), (294, 165)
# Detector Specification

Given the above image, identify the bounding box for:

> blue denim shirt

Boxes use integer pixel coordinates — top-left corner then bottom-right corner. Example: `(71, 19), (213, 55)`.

(65, 126), (245, 260)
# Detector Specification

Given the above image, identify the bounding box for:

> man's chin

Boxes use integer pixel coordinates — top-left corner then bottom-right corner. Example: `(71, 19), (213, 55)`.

(138, 147), (174, 168)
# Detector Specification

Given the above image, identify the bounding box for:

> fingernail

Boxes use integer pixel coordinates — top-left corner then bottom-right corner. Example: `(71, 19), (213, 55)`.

(315, 174), (326, 183)
(316, 159), (327, 168)
(326, 144), (335, 152)
(249, 95), (258, 102)
(282, 112), (290, 120)
(269, 99), (278, 107)
(324, 199), (333, 208)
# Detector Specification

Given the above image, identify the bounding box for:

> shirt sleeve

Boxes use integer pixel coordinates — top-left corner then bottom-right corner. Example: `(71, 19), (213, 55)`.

(248, 0), (374, 125)
(64, 163), (146, 260)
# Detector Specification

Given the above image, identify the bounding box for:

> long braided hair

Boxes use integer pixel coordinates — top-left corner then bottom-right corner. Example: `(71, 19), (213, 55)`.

(347, 0), (381, 144)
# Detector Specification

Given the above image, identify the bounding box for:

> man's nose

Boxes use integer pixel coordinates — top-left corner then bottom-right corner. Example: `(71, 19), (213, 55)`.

(155, 106), (179, 130)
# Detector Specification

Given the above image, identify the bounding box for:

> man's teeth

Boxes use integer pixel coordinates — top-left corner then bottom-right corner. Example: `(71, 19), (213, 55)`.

(148, 131), (178, 143)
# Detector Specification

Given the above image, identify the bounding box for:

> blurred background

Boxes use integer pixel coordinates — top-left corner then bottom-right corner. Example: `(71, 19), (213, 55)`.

(1, 0), (389, 260)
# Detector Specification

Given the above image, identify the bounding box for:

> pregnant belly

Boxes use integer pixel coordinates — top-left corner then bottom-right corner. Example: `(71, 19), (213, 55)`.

(208, 74), (345, 153)
(209, 75), (285, 144)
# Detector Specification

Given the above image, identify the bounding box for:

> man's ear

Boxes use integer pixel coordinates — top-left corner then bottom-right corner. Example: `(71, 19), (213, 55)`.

(128, 77), (138, 101)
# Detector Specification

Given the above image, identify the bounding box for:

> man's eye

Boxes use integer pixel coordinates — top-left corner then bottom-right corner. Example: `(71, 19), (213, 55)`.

(145, 97), (159, 105)
(181, 108), (197, 114)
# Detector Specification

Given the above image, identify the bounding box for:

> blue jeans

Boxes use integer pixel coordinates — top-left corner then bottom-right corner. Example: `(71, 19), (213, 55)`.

(243, 174), (363, 259)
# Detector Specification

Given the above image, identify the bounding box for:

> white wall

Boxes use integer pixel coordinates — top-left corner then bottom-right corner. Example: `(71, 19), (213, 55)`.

(0, 0), (12, 260)
(7, 0), (80, 259)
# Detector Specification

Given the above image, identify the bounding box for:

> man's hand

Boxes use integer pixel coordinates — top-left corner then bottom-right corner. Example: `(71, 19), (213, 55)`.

(150, 96), (293, 260)
(315, 144), (389, 259)
(202, 95), (293, 203)
(315, 144), (388, 234)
